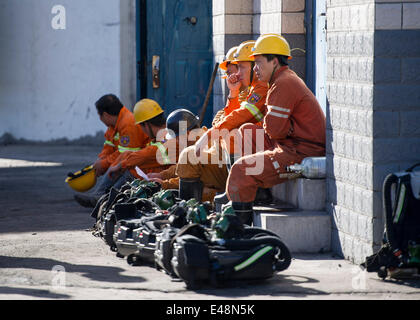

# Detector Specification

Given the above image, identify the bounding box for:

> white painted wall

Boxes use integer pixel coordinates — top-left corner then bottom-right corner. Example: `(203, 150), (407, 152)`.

(0, 0), (122, 141)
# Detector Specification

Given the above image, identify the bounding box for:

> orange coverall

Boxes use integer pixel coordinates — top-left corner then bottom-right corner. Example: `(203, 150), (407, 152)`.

(117, 138), (174, 178)
(212, 87), (250, 127)
(97, 106), (149, 171)
(226, 66), (326, 202)
(212, 76), (268, 155)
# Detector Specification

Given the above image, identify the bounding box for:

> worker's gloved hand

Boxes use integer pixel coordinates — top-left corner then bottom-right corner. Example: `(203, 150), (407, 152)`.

(107, 163), (123, 180)
(226, 73), (241, 98)
(147, 172), (162, 180)
(212, 109), (225, 127)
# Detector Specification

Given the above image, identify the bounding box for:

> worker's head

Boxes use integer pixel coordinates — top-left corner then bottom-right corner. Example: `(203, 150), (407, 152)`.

(250, 34), (291, 83)
(165, 108), (199, 141)
(95, 94), (124, 127)
(220, 46), (238, 79)
(133, 98), (166, 140)
(232, 40), (256, 87)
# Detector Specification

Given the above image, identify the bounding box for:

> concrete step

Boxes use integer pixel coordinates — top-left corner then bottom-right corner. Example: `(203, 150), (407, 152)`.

(270, 178), (326, 211)
(253, 204), (331, 253)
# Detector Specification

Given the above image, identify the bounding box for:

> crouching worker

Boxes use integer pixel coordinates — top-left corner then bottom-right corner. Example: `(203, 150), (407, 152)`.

(147, 108), (201, 189)
(105, 98), (174, 186)
(74, 94), (149, 208)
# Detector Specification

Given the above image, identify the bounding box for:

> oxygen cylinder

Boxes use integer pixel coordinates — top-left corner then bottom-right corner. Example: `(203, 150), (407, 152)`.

(286, 157), (326, 179)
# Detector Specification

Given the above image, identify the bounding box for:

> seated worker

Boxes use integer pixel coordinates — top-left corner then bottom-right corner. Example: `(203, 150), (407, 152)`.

(225, 34), (326, 225)
(105, 98), (174, 184)
(147, 108), (201, 189)
(192, 40), (271, 205)
(212, 46), (249, 127)
(195, 40), (269, 161)
(174, 42), (267, 203)
(74, 94), (149, 208)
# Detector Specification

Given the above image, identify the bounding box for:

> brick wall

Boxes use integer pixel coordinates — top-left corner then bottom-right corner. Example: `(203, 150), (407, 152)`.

(327, 0), (420, 263)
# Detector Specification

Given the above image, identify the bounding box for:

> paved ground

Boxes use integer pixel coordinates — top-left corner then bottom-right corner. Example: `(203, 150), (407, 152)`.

(0, 144), (419, 302)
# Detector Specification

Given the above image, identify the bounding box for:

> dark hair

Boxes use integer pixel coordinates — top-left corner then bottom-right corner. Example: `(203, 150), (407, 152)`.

(144, 113), (166, 127)
(265, 54), (289, 66)
(95, 94), (124, 116)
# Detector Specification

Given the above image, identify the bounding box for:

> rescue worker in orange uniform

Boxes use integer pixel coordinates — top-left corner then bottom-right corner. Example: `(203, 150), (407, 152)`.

(147, 109), (202, 191)
(106, 99), (174, 180)
(212, 46), (249, 127)
(225, 34), (326, 225)
(195, 40), (269, 157)
(74, 94), (149, 208)
(176, 42), (268, 203)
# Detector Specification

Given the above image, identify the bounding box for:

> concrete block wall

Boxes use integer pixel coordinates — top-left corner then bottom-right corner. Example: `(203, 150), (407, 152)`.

(326, 0), (420, 263)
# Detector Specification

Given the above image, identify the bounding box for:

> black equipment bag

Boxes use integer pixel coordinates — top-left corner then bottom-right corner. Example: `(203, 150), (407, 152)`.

(154, 223), (208, 277)
(127, 214), (170, 265)
(154, 226), (180, 277)
(170, 224), (292, 289)
(113, 218), (145, 257)
(361, 163), (420, 278)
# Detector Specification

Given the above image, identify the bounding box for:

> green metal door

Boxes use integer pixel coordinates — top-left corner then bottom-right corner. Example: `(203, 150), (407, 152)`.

(137, 0), (214, 127)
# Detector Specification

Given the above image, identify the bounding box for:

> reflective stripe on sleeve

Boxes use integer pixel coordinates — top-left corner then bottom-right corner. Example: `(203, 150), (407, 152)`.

(269, 111), (289, 119)
(268, 105), (290, 113)
(104, 140), (115, 147)
(148, 142), (171, 165)
(118, 145), (141, 153)
(242, 102), (264, 122)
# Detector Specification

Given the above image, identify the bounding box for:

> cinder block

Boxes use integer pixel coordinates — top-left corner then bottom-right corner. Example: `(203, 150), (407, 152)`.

(402, 58), (420, 83)
(375, 3), (402, 30)
(225, 0), (253, 14)
(255, 210), (331, 253)
(403, 3), (420, 29)
(281, 12), (305, 34)
(374, 57), (401, 83)
(270, 178), (326, 211)
(224, 14), (253, 34)
(374, 84), (420, 110)
(282, 0), (305, 12)
(375, 30), (420, 57)
(401, 111), (420, 136)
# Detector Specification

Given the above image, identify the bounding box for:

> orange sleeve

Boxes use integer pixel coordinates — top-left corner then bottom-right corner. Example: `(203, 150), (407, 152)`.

(119, 145), (159, 170)
(98, 128), (115, 159)
(97, 128), (119, 170)
(214, 82), (268, 132)
(263, 79), (295, 141)
(159, 165), (177, 180)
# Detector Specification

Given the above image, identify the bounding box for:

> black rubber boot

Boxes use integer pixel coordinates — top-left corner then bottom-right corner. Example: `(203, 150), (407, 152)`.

(179, 178), (203, 201)
(232, 201), (253, 226)
(214, 192), (229, 213)
(253, 188), (273, 205)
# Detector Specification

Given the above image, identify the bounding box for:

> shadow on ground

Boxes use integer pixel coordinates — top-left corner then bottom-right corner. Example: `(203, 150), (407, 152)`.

(0, 255), (146, 284)
(0, 286), (71, 299)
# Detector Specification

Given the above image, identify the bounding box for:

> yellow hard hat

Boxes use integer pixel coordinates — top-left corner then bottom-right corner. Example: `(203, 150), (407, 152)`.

(133, 98), (164, 124)
(65, 165), (96, 192)
(219, 46), (238, 71)
(250, 33), (291, 59)
(233, 40), (256, 62)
